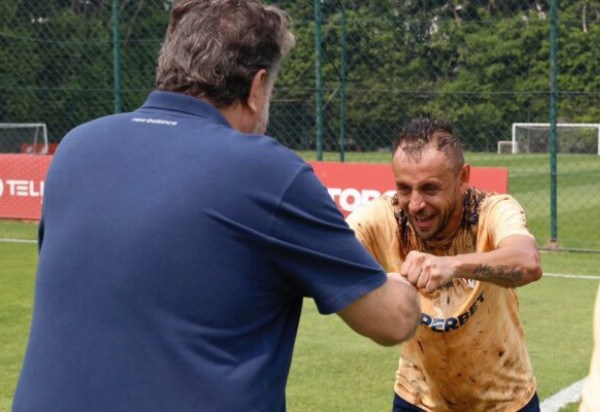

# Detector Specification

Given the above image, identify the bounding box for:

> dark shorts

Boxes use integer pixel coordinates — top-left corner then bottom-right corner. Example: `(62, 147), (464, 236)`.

(392, 392), (540, 412)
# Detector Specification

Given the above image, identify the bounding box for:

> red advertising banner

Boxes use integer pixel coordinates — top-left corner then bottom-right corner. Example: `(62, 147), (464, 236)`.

(0, 154), (52, 220)
(309, 161), (508, 216)
(0, 156), (508, 221)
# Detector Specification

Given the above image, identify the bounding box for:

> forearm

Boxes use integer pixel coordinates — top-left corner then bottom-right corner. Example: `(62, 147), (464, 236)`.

(401, 236), (542, 291)
(338, 274), (421, 346)
(451, 241), (542, 287)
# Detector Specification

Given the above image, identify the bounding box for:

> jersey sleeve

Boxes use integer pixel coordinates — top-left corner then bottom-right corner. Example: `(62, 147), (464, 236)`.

(346, 196), (402, 273)
(267, 165), (387, 315)
(478, 194), (534, 248)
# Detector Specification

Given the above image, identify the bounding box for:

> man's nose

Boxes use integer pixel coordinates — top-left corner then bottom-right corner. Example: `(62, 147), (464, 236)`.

(408, 192), (425, 213)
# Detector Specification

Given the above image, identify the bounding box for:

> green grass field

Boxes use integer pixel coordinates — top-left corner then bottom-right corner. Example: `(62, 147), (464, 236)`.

(1, 222), (38, 412)
(1, 151), (599, 411)
(1, 220), (599, 412)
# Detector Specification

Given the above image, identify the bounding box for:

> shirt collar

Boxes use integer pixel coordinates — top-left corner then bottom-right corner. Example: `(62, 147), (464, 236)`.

(139, 90), (231, 128)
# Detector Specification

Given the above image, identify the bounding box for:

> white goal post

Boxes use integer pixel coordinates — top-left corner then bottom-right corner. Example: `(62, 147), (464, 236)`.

(0, 122), (49, 154)
(511, 122), (600, 155)
(497, 140), (515, 154)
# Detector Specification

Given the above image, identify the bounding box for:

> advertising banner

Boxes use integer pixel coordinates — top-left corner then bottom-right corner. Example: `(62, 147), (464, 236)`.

(0, 154), (52, 220)
(0, 156), (508, 221)
(309, 161), (508, 216)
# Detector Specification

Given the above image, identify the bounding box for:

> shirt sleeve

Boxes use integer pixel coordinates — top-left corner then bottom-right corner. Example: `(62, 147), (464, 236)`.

(267, 165), (387, 315)
(479, 194), (534, 248)
(346, 196), (403, 273)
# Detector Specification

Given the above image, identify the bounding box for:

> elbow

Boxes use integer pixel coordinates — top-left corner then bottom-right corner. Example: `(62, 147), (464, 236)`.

(527, 264), (543, 284)
(521, 249), (543, 285)
(531, 262), (543, 281)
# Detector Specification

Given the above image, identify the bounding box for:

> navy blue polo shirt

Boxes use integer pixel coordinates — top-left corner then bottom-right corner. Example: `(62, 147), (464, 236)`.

(13, 91), (387, 412)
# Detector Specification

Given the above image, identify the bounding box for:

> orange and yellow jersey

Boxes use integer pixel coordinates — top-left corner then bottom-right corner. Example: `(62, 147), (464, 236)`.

(347, 189), (537, 412)
(580, 283), (600, 412)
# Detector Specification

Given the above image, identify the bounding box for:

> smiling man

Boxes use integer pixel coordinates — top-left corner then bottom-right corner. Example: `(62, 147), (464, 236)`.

(347, 114), (543, 412)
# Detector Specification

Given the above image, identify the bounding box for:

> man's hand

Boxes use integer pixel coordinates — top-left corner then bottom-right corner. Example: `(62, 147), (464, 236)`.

(400, 251), (456, 292)
(400, 235), (543, 290)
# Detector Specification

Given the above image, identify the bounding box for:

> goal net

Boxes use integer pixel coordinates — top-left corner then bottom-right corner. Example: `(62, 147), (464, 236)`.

(497, 140), (515, 154)
(0, 123), (49, 154)
(511, 123), (600, 155)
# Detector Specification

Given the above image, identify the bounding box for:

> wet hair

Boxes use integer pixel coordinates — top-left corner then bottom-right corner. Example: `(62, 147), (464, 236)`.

(392, 114), (464, 173)
(155, 0), (295, 107)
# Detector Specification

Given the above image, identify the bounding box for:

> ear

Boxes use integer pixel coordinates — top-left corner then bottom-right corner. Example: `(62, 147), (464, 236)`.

(459, 163), (470, 190)
(247, 69), (269, 114)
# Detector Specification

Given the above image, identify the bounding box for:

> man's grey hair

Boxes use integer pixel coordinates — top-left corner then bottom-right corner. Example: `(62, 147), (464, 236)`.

(156, 0), (296, 107)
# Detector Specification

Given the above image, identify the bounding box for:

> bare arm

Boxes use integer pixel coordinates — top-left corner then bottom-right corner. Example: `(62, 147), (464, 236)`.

(401, 234), (542, 292)
(337, 273), (421, 346)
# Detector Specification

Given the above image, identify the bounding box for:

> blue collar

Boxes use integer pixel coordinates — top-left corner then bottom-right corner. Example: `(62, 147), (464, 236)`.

(139, 90), (231, 128)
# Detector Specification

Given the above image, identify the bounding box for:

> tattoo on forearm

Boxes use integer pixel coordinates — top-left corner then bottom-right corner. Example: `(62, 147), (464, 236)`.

(473, 264), (523, 286)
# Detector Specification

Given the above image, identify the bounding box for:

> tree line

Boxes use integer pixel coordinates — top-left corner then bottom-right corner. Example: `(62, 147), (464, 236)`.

(1, 1), (599, 152)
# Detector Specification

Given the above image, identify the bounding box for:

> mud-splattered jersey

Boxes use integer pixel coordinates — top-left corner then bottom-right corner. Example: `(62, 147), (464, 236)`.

(347, 189), (537, 412)
(580, 283), (600, 412)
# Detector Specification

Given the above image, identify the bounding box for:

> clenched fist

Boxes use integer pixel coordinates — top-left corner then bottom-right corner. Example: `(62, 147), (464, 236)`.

(400, 251), (457, 292)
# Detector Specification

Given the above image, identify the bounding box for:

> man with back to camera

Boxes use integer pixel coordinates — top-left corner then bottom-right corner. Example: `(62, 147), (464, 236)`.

(12, 1), (420, 411)
(346, 114), (543, 412)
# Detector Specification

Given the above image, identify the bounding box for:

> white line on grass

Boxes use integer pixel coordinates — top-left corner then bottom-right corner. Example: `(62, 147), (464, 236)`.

(540, 378), (586, 412)
(544, 273), (600, 280)
(0, 238), (36, 244)
(538, 275), (597, 411)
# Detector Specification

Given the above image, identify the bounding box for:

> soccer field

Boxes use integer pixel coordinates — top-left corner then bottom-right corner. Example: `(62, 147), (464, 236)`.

(288, 273), (599, 412)
(1, 221), (599, 412)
